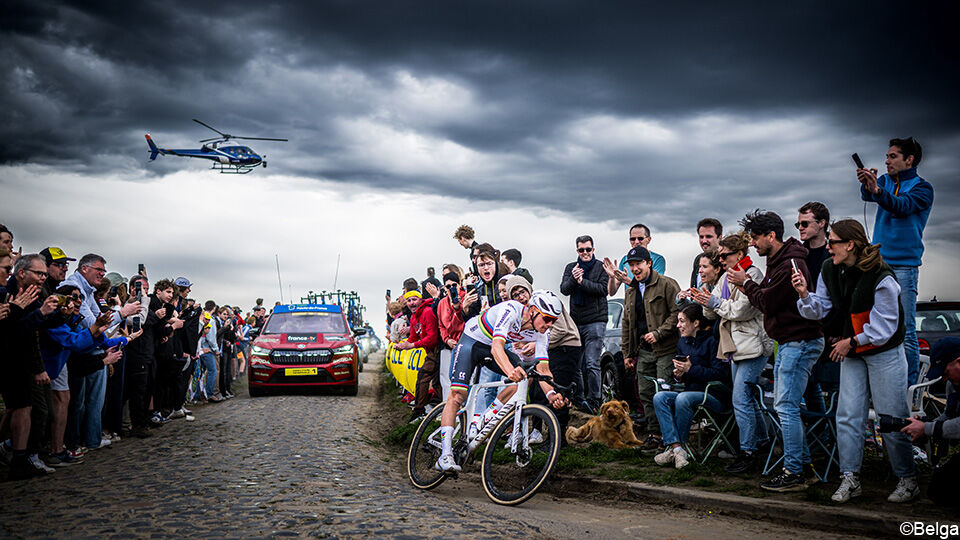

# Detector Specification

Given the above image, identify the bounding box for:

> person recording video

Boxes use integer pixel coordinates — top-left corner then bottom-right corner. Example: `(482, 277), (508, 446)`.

(900, 337), (960, 508)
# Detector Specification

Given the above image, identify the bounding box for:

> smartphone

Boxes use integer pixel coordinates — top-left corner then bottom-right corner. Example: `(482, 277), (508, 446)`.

(852, 153), (865, 169)
(386, 289), (391, 298)
(0, 291), (7, 303)
(54, 294), (70, 307)
(134, 280), (143, 302)
(130, 316), (142, 333)
(138, 263), (146, 275)
(791, 259), (799, 274)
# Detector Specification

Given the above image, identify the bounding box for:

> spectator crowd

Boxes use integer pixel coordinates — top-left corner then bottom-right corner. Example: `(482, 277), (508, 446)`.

(0, 225), (270, 481)
(383, 137), (958, 509)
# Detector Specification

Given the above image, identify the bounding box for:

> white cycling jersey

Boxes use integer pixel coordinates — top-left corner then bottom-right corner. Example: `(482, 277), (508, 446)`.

(463, 300), (550, 363)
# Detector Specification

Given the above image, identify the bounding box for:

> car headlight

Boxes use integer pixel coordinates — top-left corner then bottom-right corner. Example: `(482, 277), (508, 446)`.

(251, 345), (270, 356)
(333, 345), (354, 354)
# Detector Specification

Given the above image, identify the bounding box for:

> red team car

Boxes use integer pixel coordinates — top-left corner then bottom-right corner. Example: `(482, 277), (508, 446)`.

(247, 304), (360, 396)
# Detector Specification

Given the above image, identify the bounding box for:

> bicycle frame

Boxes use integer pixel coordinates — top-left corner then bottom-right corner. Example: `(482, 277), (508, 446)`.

(463, 376), (531, 454)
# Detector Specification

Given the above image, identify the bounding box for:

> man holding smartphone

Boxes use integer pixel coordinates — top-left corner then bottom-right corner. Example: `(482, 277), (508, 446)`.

(857, 137), (934, 386)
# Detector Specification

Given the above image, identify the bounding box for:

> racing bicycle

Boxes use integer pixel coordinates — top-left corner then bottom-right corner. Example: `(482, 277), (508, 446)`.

(407, 361), (574, 505)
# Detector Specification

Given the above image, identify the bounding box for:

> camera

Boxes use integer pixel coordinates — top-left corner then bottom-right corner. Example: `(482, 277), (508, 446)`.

(878, 414), (910, 433)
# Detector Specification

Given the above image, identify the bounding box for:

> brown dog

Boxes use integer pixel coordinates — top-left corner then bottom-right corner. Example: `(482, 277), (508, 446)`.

(565, 400), (643, 449)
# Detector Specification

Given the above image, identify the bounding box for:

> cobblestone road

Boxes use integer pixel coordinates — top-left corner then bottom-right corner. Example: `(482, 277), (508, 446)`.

(0, 356), (865, 539)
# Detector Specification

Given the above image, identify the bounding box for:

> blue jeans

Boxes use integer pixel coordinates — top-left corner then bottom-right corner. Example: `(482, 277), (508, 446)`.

(891, 265), (919, 386)
(730, 356), (769, 452)
(774, 338), (824, 474)
(79, 366), (107, 447)
(196, 353), (218, 398)
(653, 391), (723, 445)
(837, 346), (916, 478)
(577, 321), (605, 406)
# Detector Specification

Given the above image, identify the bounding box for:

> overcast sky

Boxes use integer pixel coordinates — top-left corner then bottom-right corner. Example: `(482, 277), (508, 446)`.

(3, 1), (959, 322)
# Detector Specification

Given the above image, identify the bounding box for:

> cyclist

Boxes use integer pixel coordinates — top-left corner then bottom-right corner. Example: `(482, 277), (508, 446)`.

(436, 290), (568, 472)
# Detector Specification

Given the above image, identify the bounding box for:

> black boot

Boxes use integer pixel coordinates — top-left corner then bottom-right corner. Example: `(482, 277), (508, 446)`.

(725, 451), (756, 474)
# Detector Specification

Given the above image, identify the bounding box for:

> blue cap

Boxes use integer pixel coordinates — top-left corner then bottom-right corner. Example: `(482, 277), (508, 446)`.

(174, 277), (192, 288)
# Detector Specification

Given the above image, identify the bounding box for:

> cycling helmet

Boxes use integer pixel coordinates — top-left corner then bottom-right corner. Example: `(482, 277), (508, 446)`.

(528, 290), (562, 319)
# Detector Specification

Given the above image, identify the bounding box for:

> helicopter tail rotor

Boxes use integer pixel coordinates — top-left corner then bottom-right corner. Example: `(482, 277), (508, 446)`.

(145, 134), (161, 161)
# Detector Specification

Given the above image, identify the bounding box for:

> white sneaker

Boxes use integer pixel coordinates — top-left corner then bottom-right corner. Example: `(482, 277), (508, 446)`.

(654, 447), (676, 466)
(29, 454), (55, 474)
(167, 409), (186, 420)
(184, 413), (196, 422)
(92, 439), (112, 450)
(831, 473), (862, 503)
(887, 476), (920, 503)
(674, 447), (690, 469)
(435, 454), (461, 473)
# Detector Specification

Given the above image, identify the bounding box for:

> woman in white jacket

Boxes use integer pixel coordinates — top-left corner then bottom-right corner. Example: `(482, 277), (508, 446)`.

(692, 231), (772, 474)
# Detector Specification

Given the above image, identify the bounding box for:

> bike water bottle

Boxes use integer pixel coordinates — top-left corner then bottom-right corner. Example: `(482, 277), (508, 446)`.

(469, 413), (481, 439)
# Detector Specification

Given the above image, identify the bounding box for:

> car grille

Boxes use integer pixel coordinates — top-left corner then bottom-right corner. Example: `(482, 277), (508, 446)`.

(269, 349), (332, 365)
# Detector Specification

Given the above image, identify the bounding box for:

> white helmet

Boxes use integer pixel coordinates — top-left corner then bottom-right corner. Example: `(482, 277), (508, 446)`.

(528, 290), (562, 319)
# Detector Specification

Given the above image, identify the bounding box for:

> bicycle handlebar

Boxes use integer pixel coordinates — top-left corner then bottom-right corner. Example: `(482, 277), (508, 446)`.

(525, 364), (578, 401)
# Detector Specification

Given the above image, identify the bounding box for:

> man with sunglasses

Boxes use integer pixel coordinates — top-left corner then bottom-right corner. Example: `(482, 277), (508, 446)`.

(39, 247), (76, 301)
(561, 235), (609, 415)
(435, 291), (566, 472)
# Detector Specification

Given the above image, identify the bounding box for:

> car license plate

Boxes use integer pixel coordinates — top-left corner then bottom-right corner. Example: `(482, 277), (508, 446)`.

(285, 367), (317, 376)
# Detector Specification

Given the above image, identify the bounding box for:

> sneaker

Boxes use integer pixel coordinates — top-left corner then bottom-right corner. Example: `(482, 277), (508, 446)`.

(149, 413), (165, 426)
(90, 438), (112, 450)
(50, 450), (84, 466)
(166, 409), (186, 420)
(28, 454), (55, 474)
(44, 453), (63, 468)
(831, 473), (862, 503)
(760, 468), (807, 492)
(654, 447), (676, 466)
(8, 456), (46, 480)
(184, 413), (196, 422)
(108, 432), (121, 442)
(133, 426), (153, 439)
(640, 434), (663, 453)
(181, 407), (193, 415)
(673, 446), (690, 469)
(887, 476), (920, 503)
(68, 448), (85, 459)
(725, 451), (756, 474)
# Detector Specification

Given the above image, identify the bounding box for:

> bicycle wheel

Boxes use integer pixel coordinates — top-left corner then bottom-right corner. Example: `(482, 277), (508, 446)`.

(480, 403), (561, 505)
(407, 405), (464, 490)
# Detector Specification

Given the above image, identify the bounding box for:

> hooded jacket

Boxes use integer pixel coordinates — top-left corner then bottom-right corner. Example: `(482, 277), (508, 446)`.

(742, 237), (822, 344)
(704, 262), (771, 361)
(408, 297), (440, 351)
(41, 312), (127, 379)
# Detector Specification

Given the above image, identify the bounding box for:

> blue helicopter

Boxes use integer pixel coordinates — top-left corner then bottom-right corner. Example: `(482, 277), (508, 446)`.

(145, 119), (288, 174)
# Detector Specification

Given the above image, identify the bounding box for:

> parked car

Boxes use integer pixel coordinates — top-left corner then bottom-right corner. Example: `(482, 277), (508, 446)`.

(916, 300), (960, 357)
(248, 303), (360, 396)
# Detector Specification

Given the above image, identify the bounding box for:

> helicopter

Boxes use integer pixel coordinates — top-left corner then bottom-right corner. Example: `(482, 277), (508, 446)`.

(145, 119), (288, 174)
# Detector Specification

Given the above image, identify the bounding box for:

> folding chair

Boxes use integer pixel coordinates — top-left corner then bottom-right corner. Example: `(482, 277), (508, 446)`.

(748, 381), (784, 476)
(683, 382), (738, 465)
(801, 360), (840, 482)
(644, 376), (737, 465)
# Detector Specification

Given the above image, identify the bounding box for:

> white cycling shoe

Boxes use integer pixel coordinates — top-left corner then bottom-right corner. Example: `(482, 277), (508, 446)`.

(506, 428), (544, 447)
(435, 454), (461, 473)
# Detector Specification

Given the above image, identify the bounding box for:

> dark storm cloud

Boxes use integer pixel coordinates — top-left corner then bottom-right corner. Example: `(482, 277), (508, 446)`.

(2, 1), (958, 239)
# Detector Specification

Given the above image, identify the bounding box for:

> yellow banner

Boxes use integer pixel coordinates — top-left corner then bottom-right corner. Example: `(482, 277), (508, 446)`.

(384, 342), (426, 395)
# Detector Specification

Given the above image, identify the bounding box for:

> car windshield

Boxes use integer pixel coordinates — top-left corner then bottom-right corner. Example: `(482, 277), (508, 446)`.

(917, 309), (960, 333)
(263, 312), (347, 334)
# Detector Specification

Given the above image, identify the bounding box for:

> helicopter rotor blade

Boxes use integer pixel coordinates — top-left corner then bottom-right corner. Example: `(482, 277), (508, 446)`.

(231, 136), (289, 142)
(199, 137), (224, 143)
(192, 119), (228, 137)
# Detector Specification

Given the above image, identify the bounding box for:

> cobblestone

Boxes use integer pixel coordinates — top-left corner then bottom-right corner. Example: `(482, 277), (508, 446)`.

(0, 357), (551, 538)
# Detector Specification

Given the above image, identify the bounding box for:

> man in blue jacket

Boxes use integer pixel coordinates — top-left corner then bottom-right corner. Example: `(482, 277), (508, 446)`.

(858, 137), (934, 385)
